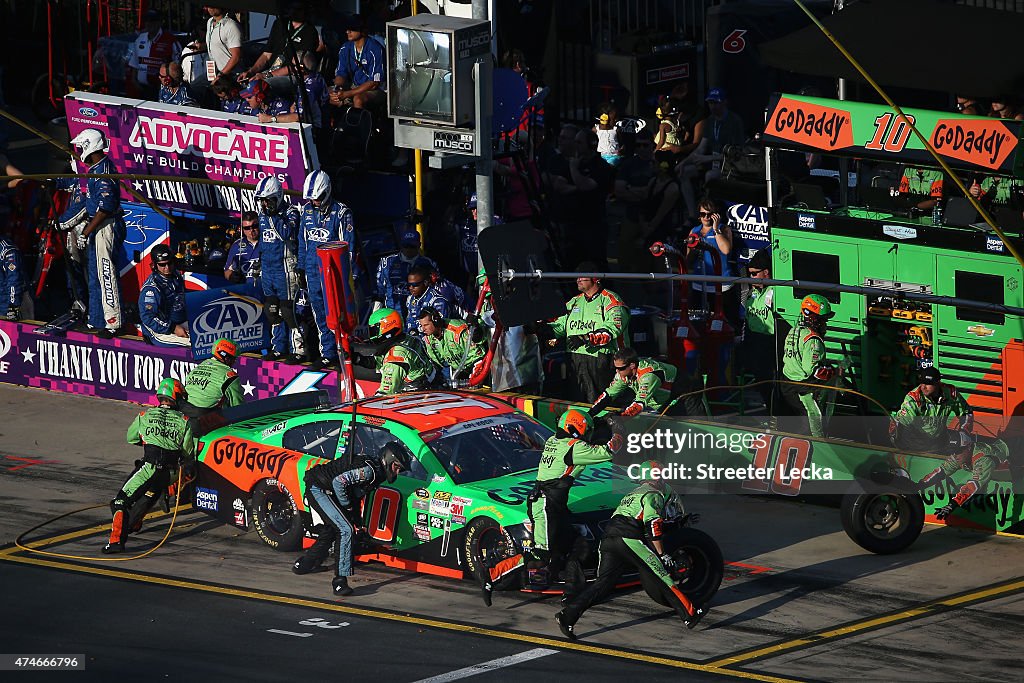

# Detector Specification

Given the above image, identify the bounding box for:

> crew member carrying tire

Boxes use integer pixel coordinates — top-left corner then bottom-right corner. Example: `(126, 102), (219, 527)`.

(474, 408), (622, 606)
(555, 462), (706, 638)
(292, 443), (410, 596)
(103, 378), (196, 554)
(182, 337), (244, 435)
(780, 294), (840, 437)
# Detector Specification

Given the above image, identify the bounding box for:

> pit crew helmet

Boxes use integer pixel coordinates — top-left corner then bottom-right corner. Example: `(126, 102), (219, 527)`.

(800, 294), (834, 320)
(368, 308), (404, 343)
(558, 408), (593, 439)
(213, 337), (238, 365)
(379, 441), (411, 482)
(303, 169), (332, 210)
(71, 128), (109, 160)
(255, 176), (284, 214)
(156, 377), (186, 406)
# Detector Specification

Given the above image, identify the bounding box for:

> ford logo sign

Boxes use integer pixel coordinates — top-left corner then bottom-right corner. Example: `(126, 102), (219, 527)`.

(194, 298), (261, 335)
(78, 107), (99, 117)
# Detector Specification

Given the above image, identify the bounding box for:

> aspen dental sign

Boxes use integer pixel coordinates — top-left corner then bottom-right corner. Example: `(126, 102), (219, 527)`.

(65, 92), (316, 218)
(763, 93), (1023, 173)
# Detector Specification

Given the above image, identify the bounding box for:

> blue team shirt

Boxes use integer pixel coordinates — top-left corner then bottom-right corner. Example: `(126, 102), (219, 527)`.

(159, 83), (197, 106)
(225, 238), (262, 284)
(336, 37), (386, 89)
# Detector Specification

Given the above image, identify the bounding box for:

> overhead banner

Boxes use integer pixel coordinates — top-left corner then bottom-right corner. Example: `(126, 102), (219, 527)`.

(187, 285), (269, 361)
(64, 92), (317, 218)
(763, 93), (1024, 174)
(0, 321), (375, 405)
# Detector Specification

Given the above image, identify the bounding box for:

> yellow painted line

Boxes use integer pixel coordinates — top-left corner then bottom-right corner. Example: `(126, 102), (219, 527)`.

(709, 577), (1024, 668)
(0, 551), (802, 683)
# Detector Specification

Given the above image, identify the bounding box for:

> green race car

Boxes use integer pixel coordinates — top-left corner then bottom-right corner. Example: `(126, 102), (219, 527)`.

(193, 390), (694, 590)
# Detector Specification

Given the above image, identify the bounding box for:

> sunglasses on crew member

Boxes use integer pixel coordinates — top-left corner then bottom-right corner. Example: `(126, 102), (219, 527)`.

(698, 211), (713, 217)
(613, 364), (631, 371)
(407, 279), (426, 287)
(242, 223), (258, 230)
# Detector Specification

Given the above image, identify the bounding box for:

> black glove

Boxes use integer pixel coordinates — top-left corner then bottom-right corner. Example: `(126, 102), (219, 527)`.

(935, 502), (958, 520)
(659, 553), (677, 572)
(295, 269), (307, 290)
(228, 270), (243, 284)
(5, 306), (19, 321)
(181, 459), (197, 482)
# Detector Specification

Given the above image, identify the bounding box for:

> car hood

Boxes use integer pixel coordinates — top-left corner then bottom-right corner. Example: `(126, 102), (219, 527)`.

(457, 463), (636, 517)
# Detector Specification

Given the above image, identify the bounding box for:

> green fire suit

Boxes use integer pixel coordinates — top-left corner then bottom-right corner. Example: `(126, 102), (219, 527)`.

(377, 337), (436, 395)
(890, 384), (973, 453)
(422, 318), (486, 380)
(107, 405), (196, 550)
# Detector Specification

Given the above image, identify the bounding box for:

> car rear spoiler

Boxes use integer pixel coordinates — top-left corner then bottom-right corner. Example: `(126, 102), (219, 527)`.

(214, 391), (334, 428)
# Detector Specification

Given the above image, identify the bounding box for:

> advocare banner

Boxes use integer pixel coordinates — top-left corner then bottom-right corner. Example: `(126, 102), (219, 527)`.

(0, 321), (376, 405)
(763, 93), (1024, 174)
(64, 92), (317, 218)
(187, 284), (269, 361)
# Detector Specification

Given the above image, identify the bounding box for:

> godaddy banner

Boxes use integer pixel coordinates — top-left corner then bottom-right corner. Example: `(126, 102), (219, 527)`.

(763, 93), (1024, 174)
(64, 92), (317, 218)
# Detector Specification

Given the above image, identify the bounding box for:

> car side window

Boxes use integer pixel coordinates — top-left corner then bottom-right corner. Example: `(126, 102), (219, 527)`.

(282, 420), (344, 459)
(352, 424), (430, 481)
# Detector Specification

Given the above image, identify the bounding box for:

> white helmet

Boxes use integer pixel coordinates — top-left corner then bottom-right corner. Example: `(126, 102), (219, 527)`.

(303, 169), (332, 209)
(255, 176), (284, 214)
(71, 128), (109, 160)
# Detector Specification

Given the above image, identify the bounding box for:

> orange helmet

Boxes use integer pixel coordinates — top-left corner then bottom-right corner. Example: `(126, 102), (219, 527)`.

(368, 308), (404, 343)
(557, 408), (594, 439)
(213, 337), (238, 364)
(800, 294), (834, 319)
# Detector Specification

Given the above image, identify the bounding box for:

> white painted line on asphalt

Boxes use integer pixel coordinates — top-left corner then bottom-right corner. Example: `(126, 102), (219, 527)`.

(411, 648), (559, 683)
(267, 629), (314, 638)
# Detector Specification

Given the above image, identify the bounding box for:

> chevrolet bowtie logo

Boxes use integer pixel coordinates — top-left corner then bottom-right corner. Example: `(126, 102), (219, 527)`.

(967, 324), (995, 337)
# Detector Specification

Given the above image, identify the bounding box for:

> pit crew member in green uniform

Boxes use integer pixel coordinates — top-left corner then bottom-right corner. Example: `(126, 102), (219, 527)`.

(555, 464), (705, 638)
(890, 366), (974, 454)
(474, 408), (622, 605)
(780, 294), (840, 437)
(543, 263), (630, 403)
(103, 378), (196, 554)
(417, 306), (487, 385)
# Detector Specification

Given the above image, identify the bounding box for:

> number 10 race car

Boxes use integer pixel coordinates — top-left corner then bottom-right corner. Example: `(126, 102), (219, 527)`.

(192, 390), (724, 601)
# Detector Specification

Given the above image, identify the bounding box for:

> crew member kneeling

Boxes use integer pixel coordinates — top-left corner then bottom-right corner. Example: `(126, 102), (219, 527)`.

(293, 444), (410, 596)
(104, 379), (196, 554)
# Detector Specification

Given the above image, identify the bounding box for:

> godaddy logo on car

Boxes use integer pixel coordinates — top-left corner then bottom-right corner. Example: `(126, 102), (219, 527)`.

(193, 297), (263, 351)
(128, 116), (290, 168)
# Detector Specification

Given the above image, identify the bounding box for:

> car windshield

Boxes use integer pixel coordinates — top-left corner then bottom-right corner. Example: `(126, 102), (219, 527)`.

(422, 414), (553, 484)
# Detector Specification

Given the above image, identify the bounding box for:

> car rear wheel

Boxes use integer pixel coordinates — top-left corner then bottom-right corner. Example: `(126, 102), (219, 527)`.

(252, 478), (305, 552)
(841, 491), (924, 554)
(647, 527), (724, 607)
(462, 517), (520, 590)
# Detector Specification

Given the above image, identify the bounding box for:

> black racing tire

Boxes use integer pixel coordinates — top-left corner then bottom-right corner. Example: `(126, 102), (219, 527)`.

(647, 527), (724, 607)
(462, 517), (520, 590)
(840, 491), (924, 555)
(252, 478), (305, 552)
